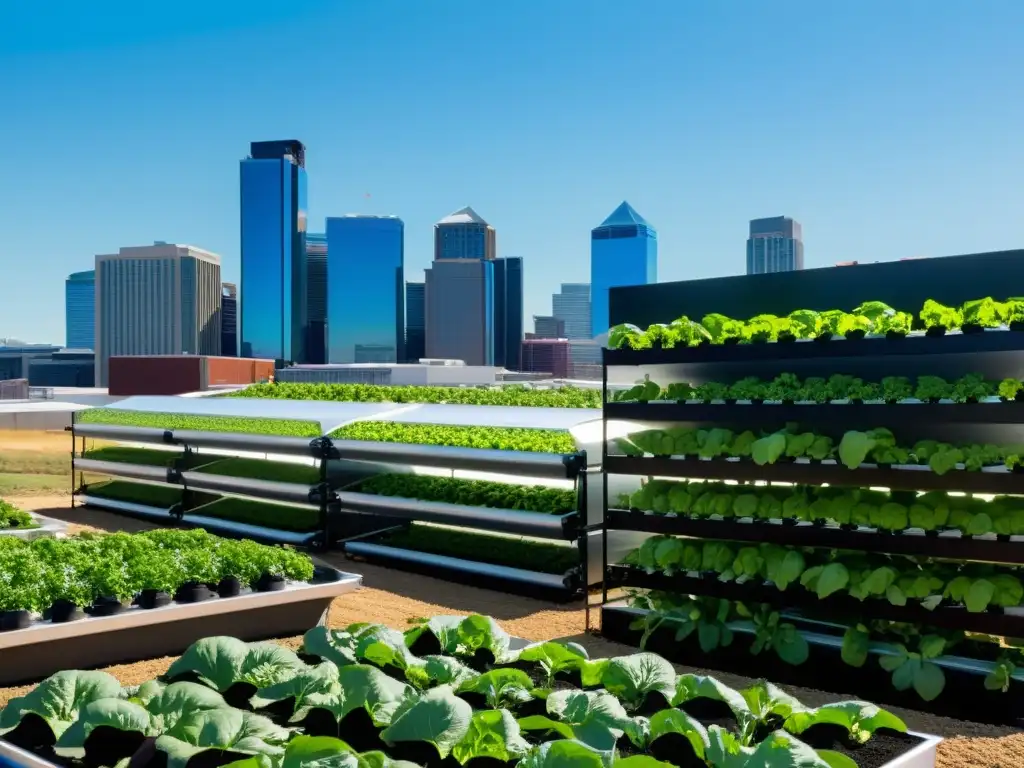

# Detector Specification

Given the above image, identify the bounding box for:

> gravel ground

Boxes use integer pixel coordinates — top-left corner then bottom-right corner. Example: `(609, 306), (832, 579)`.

(3, 495), (1022, 767)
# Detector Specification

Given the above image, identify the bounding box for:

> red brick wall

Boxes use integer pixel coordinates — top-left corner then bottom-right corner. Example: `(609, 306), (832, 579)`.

(108, 357), (203, 395)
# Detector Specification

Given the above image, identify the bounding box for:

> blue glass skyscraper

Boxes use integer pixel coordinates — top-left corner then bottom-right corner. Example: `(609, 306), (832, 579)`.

(65, 270), (95, 349)
(306, 232), (328, 363)
(590, 202), (657, 338)
(405, 282), (425, 363)
(326, 215), (405, 364)
(239, 140), (308, 364)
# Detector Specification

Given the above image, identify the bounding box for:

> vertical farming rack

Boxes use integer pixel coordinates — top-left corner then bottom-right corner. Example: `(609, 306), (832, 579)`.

(597, 329), (1024, 722)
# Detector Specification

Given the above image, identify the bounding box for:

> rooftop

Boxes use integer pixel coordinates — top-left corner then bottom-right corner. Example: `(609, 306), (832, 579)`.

(437, 206), (489, 226)
(596, 201), (651, 229)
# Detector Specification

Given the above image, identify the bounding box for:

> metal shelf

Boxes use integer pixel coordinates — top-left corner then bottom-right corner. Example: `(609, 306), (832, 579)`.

(73, 458), (172, 483)
(336, 491), (578, 540)
(177, 470), (321, 507)
(606, 400), (1024, 428)
(605, 508), (1024, 564)
(606, 565), (1024, 637)
(603, 328), (1024, 367)
(345, 541), (580, 601)
(604, 454), (1024, 494)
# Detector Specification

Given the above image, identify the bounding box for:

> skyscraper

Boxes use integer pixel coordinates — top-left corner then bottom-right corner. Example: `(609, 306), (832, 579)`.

(590, 202), (657, 337)
(747, 216), (804, 274)
(492, 257), (523, 369)
(326, 215), (404, 364)
(94, 244), (221, 386)
(425, 207), (496, 366)
(306, 232), (328, 363)
(553, 282), (600, 374)
(532, 315), (565, 339)
(221, 282), (237, 357)
(405, 282), (425, 363)
(65, 270), (95, 349)
(239, 139), (308, 364)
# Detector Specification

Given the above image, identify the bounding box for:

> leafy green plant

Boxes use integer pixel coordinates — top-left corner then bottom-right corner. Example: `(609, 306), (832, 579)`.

(0, 670), (123, 739)
(879, 636), (947, 701)
(355, 473), (576, 515)
(608, 324), (648, 350)
(746, 607), (809, 666)
(961, 297), (1008, 329)
(999, 378), (1023, 401)
(784, 701), (907, 744)
(612, 375), (661, 403)
(77, 408), (321, 437)
(701, 313), (746, 344)
(0, 499), (35, 530)
(919, 299), (962, 331)
(331, 422), (577, 454)
(165, 637), (306, 692)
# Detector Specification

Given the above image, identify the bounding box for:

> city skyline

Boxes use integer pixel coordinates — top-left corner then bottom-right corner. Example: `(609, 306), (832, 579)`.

(4, 2), (1021, 344)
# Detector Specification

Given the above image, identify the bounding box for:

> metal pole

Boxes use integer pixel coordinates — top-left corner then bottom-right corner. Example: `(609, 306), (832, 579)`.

(600, 348), (609, 631)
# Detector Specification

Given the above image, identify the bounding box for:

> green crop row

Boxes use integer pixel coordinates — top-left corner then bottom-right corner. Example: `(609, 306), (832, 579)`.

(83, 481), (320, 533)
(77, 408), (322, 437)
(626, 536), (1024, 619)
(331, 421), (578, 454)
(613, 371), (1014, 404)
(0, 499), (34, 531)
(619, 424), (1020, 474)
(625, 479), (1024, 535)
(230, 382), (602, 408)
(630, 591), (1022, 701)
(0, 528), (314, 613)
(369, 523), (580, 575)
(355, 474), (576, 515)
(0, 614), (907, 768)
(610, 296), (1024, 350)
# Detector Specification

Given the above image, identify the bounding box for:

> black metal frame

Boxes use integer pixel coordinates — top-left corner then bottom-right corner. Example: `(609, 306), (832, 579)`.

(597, 330), (1024, 661)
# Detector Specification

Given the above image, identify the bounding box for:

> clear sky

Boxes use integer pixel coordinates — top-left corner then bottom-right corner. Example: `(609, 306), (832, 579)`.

(2, 0), (1023, 344)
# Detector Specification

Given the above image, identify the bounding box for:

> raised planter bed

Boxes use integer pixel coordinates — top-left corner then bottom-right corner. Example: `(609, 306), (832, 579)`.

(0, 515), (66, 541)
(0, 566), (360, 687)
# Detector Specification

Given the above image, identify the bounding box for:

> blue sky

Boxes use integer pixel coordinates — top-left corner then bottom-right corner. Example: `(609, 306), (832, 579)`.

(2, 0), (1023, 344)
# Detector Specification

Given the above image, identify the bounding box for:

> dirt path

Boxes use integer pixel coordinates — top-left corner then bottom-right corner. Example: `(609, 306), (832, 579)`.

(6, 495), (1022, 767)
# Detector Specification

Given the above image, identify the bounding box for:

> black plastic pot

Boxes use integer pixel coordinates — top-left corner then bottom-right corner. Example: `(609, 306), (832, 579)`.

(90, 596), (125, 617)
(961, 323), (987, 334)
(885, 330), (907, 341)
(1010, 464), (1024, 475)
(218, 576), (243, 598)
(777, 334), (797, 344)
(49, 599), (84, 624)
(814, 332), (835, 343)
(750, 398), (764, 405)
(174, 581), (213, 604)
(138, 589), (172, 609)
(723, 337), (741, 346)
(256, 572), (286, 592)
(925, 325), (947, 337)
(0, 609), (31, 631)
(844, 329), (867, 341)
(1010, 320), (1024, 332)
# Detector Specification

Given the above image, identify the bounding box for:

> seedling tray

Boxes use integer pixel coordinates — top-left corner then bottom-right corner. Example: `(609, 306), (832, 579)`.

(0, 567), (361, 687)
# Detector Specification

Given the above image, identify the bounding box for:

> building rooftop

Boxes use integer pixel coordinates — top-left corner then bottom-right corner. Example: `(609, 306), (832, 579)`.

(437, 206), (489, 226)
(597, 201), (650, 229)
(67, 270), (95, 281)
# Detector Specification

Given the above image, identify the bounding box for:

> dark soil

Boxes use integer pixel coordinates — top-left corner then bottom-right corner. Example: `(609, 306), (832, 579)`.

(799, 724), (923, 768)
(83, 725), (147, 767)
(649, 733), (706, 768)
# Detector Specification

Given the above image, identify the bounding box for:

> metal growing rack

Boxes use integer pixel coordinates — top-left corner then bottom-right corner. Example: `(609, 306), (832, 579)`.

(597, 328), (1024, 720)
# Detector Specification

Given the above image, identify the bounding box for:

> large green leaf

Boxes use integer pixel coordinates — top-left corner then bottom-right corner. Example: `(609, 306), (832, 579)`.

(516, 642), (592, 685)
(404, 616), (464, 654)
(457, 669), (535, 709)
(647, 709), (709, 758)
(0, 670), (123, 738)
(518, 740), (612, 768)
(405, 655), (477, 690)
(238, 644), (306, 688)
(456, 615), (513, 660)
(154, 707), (291, 768)
(250, 662), (341, 723)
(379, 685), (473, 759)
(517, 715), (576, 740)
(451, 709), (531, 764)
(545, 690), (632, 751)
(708, 726), (841, 768)
(165, 637), (253, 692)
(785, 701), (907, 744)
(671, 675), (748, 719)
(278, 735), (420, 768)
(330, 665), (416, 727)
(600, 653), (675, 709)
(55, 699), (151, 758)
(304, 624), (414, 670)
(740, 681), (806, 722)
(141, 682), (229, 733)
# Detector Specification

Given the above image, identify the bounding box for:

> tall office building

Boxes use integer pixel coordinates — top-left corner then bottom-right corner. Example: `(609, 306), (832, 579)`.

(65, 270), (95, 349)
(747, 216), (804, 274)
(552, 282), (600, 374)
(94, 244), (221, 386)
(532, 315), (565, 339)
(239, 139), (308, 364)
(405, 282), (425, 363)
(520, 339), (570, 378)
(493, 257), (523, 369)
(590, 202), (657, 337)
(326, 215), (404, 364)
(221, 283), (237, 356)
(425, 207), (496, 366)
(306, 232), (328, 363)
